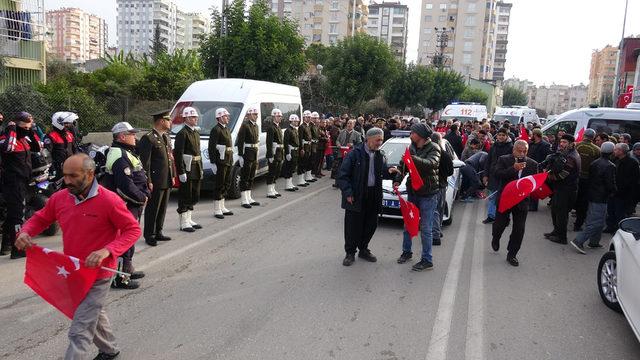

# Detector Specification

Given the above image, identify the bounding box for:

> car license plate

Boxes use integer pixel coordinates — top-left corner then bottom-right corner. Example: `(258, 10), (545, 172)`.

(383, 200), (400, 208)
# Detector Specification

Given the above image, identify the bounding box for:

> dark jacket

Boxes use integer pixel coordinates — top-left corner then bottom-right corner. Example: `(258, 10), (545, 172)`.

(266, 123), (284, 162)
(484, 140), (514, 190)
(528, 139), (551, 164)
(208, 123), (234, 167)
(45, 128), (77, 179)
(396, 140), (441, 196)
(337, 143), (393, 213)
(173, 125), (203, 180)
(0, 125), (39, 179)
(614, 155), (639, 201)
(494, 154), (539, 210)
(235, 120), (260, 162)
(546, 147), (581, 191)
(444, 131), (463, 158)
(575, 139), (601, 179)
(138, 129), (174, 189)
(588, 155), (616, 203)
(103, 142), (150, 206)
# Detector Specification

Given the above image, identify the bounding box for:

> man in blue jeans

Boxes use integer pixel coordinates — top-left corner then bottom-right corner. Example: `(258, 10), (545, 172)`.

(395, 123), (441, 271)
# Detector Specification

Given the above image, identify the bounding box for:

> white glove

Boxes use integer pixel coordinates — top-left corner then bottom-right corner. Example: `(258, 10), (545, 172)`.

(238, 157), (244, 168)
(211, 163), (217, 175)
(179, 173), (187, 183)
(268, 157), (274, 164)
(286, 154), (292, 162)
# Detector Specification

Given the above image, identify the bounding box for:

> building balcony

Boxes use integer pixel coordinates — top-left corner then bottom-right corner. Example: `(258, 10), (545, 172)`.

(495, 48), (507, 54)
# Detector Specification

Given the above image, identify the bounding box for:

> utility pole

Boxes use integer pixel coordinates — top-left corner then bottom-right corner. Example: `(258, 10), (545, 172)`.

(613, 0), (629, 102)
(218, 0), (229, 78)
(351, 0), (357, 37)
(433, 27), (453, 69)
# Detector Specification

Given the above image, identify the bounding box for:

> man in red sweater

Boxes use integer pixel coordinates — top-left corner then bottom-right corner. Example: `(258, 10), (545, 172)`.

(16, 153), (141, 360)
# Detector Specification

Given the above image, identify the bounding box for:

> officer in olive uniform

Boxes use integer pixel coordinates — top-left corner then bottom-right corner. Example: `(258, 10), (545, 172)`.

(298, 110), (313, 187)
(103, 121), (150, 289)
(266, 108), (285, 198)
(208, 108), (235, 219)
(309, 111), (321, 181)
(138, 110), (174, 246)
(235, 107), (261, 208)
(174, 106), (203, 232)
(283, 114), (301, 191)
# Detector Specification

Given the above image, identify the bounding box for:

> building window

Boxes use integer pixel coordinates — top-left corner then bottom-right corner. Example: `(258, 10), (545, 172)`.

(464, 41), (472, 51)
(305, 23), (313, 29)
(438, 15), (446, 22)
(424, 15), (432, 22)
(381, 25), (388, 35)
(329, 23), (338, 33)
(468, 2), (476, 12)
(465, 16), (476, 25)
(425, 3), (433, 9)
(450, 3), (457, 9)
(464, 28), (474, 38)
(383, 8), (390, 15)
(463, 54), (472, 64)
(369, 7), (379, 14)
(382, 17), (389, 26)
(424, 28), (432, 34)
(440, 4), (447, 10)
(329, 35), (338, 44)
(393, 7), (405, 15)
(312, 34), (322, 42)
(370, 18), (378, 26)
(392, 17), (404, 24)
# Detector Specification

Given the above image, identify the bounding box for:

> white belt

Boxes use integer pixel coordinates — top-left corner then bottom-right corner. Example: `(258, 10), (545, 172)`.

(302, 140), (311, 145)
(288, 145), (298, 151)
(311, 140), (319, 143)
(272, 142), (283, 148)
(243, 143), (259, 149)
(216, 145), (232, 160)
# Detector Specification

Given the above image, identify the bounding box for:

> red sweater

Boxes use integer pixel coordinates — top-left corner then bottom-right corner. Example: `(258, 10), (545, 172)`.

(21, 185), (141, 279)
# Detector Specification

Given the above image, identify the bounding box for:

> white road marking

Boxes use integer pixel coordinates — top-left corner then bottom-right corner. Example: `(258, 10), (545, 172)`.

(465, 206), (486, 360)
(425, 203), (473, 360)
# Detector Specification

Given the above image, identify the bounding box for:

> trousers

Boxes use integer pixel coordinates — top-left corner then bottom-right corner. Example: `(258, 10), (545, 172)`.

(177, 179), (201, 213)
(492, 203), (529, 258)
(550, 189), (577, 240)
(344, 187), (379, 255)
(143, 187), (169, 238)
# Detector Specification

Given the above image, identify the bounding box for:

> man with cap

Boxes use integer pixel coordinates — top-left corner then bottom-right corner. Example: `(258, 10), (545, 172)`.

(138, 110), (174, 245)
(266, 108), (285, 198)
(298, 110), (314, 187)
(631, 142), (640, 162)
(333, 119), (363, 187)
(209, 108), (235, 218)
(482, 128), (513, 223)
(570, 141), (616, 254)
(544, 134), (581, 244)
(102, 121), (150, 289)
(619, 133), (632, 145)
(45, 111), (79, 182)
(308, 111), (321, 181)
(235, 107), (261, 208)
(604, 143), (640, 233)
(573, 128), (600, 231)
(395, 123), (441, 271)
(0, 112), (43, 258)
(283, 114), (301, 192)
(174, 106), (204, 232)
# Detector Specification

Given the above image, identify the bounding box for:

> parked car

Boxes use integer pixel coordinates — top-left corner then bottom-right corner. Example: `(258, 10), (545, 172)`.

(379, 131), (464, 225)
(597, 217), (640, 341)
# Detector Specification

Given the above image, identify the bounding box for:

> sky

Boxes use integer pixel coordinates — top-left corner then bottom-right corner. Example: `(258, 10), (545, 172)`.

(48, 0), (640, 87)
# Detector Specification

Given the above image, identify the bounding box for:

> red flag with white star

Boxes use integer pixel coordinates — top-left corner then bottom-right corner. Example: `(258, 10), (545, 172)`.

(397, 191), (420, 238)
(519, 126), (530, 143)
(498, 172), (549, 213)
(403, 147), (425, 191)
(530, 181), (553, 200)
(24, 245), (99, 319)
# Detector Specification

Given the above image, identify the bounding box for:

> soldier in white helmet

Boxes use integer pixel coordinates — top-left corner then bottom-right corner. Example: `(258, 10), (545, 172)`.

(297, 110), (313, 187)
(208, 108), (235, 219)
(283, 114), (301, 191)
(173, 106), (203, 232)
(309, 111), (321, 181)
(235, 106), (261, 208)
(265, 108), (284, 198)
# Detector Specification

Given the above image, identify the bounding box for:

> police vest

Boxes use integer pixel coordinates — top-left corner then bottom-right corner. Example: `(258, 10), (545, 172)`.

(105, 147), (143, 175)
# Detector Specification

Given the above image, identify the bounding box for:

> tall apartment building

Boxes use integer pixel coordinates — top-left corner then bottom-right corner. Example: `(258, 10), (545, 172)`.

(116, 0), (209, 55)
(366, 1), (408, 62)
(417, 0), (512, 81)
(587, 45), (618, 106)
(46, 8), (108, 63)
(270, 0), (368, 46)
(529, 84), (588, 115)
(503, 77), (534, 92)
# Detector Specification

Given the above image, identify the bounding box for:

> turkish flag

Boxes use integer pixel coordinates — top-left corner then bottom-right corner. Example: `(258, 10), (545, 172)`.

(24, 245), (99, 319)
(397, 191), (420, 238)
(403, 147), (424, 191)
(498, 172), (549, 213)
(531, 181), (553, 200)
(519, 126), (529, 143)
(575, 127), (585, 143)
(339, 146), (351, 158)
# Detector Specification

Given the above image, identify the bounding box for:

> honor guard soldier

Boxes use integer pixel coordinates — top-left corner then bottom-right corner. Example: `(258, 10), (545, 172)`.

(209, 108), (235, 219)
(309, 111), (321, 181)
(174, 107), (204, 232)
(266, 108), (285, 199)
(235, 106), (261, 208)
(103, 122), (149, 289)
(298, 110), (313, 187)
(283, 114), (301, 191)
(45, 111), (78, 181)
(315, 117), (329, 177)
(137, 110), (174, 246)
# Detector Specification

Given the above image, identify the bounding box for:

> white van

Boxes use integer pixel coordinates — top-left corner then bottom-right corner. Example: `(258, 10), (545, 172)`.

(440, 103), (488, 123)
(541, 106), (640, 144)
(170, 78), (303, 198)
(493, 106), (539, 125)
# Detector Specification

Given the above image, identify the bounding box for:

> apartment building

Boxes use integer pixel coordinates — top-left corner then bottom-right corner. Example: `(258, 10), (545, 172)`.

(183, 12), (210, 50)
(270, 0), (368, 46)
(366, 1), (408, 62)
(46, 8), (108, 63)
(529, 84), (588, 115)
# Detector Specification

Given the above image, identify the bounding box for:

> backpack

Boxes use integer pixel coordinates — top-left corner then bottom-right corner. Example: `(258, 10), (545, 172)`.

(439, 148), (454, 177)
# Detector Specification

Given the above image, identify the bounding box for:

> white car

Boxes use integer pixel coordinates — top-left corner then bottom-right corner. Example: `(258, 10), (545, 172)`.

(379, 133), (464, 225)
(598, 217), (640, 341)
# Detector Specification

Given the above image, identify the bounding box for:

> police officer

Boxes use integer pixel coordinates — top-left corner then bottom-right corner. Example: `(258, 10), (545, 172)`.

(209, 108), (235, 219)
(283, 114), (301, 191)
(103, 121), (150, 289)
(174, 106), (204, 232)
(236, 107), (261, 208)
(45, 111), (78, 181)
(138, 110), (174, 246)
(298, 110), (313, 187)
(266, 108), (285, 198)
(308, 111), (321, 182)
(0, 112), (42, 258)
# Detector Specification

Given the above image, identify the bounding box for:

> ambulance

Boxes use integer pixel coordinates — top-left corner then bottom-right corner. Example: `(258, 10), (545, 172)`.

(440, 103), (488, 123)
(492, 106), (540, 125)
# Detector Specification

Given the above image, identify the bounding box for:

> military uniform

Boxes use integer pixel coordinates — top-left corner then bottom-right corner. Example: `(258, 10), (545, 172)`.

(283, 124), (301, 190)
(298, 121), (312, 185)
(174, 125), (203, 216)
(235, 119), (260, 207)
(266, 121), (284, 195)
(208, 122), (234, 201)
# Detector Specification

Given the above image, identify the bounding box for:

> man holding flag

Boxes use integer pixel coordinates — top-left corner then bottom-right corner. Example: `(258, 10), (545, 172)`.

(15, 153), (141, 360)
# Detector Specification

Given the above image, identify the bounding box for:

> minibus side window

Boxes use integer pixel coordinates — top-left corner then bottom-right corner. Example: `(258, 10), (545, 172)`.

(588, 118), (640, 143)
(543, 121), (577, 138)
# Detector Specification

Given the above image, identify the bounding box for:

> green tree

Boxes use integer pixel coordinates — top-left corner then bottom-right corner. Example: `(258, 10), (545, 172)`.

(324, 34), (399, 110)
(503, 86), (528, 106)
(384, 63), (434, 110)
(46, 57), (80, 82)
(305, 43), (331, 66)
(199, 0), (306, 84)
(0, 84), (51, 121)
(150, 23), (168, 60)
(459, 87), (489, 105)
(137, 50), (204, 100)
(0, 54), (7, 81)
(425, 69), (466, 111)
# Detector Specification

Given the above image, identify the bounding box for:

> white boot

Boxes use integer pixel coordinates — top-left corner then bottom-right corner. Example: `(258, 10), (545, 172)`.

(214, 201), (224, 219)
(188, 210), (202, 229)
(285, 178), (296, 191)
(241, 191), (251, 208)
(179, 212), (194, 232)
(267, 184), (277, 198)
(248, 190), (260, 206)
(273, 183), (281, 197)
(296, 174), (308, 187)
(305, 171), (316, 182)
(221, 199), (233, 215)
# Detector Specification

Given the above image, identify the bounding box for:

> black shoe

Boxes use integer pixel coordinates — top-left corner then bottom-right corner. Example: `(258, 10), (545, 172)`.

(491, 238), (500, 252)
(214, 214), (225, 219)
(586, 243), (603, 249)
(570, 240), (586, 254)
(267, 195), (278, 199)
(155, 233), (171, 241)
(298, 183), (309, 187)
(603, 228), (617, 234)
(93, 351), (120, 360)
(548, 235), (567, 244)
(180, 227), (195, 233)
(275, 193), (282, 197)
(145, 237), (158, 246)
(0, 245), (10, 256)
(242, 204), (252, 209)
(343, 254), (355, 266)
(397, 252), (412, 264)
(112, 278), (139, 290)
(507, 256), (519, 267)
(285, 188), (296, 192)
(432, 239), (441, 246)
(543, 232), (556, 239)
(250, 201), (261, 206)
(412, 259), (434, 271)
(130, 271), (145, 280)
(482, 217), (495, 224)
(10, 249), (26, 259)
(332, 184), (339, 188)
(192, 223), (202, 230)
(293, 186), (299, 191)
(308, 178), (317, 182)
(358, 250), (377, 262)
(223, 210), (234, 216)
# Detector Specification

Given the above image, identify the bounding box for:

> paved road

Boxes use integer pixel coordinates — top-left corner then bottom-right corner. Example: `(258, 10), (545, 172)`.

(1, 176), (639, 359)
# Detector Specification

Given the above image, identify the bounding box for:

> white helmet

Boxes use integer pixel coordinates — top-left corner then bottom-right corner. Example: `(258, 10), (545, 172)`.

(247, 107), (259, 115)
(311, 111), (320, 118)
(182, 106), (199, 118)
(303, 110), (312, 117)
(64, 112), (79, 123)
(215, 107), (230, 118)
(289, 114), (300, 122)
(271, 108), (283, 116)
(51, 112), (68, 130)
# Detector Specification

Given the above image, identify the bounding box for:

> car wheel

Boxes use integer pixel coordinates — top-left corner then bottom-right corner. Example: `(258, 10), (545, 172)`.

(598, 251), (622, 313)
(442, 203), (452, 226)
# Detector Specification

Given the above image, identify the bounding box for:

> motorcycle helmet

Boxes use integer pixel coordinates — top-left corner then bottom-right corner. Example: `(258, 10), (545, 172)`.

(51, 112), (69, 131)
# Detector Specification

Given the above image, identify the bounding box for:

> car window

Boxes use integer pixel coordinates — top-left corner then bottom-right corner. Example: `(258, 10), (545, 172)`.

(170, 101), (244, 136)
(380, 141), (408, 166)
(588, 118), (640, 143)
(543, 121), (577, 138)
(260, 102), (302, 132)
